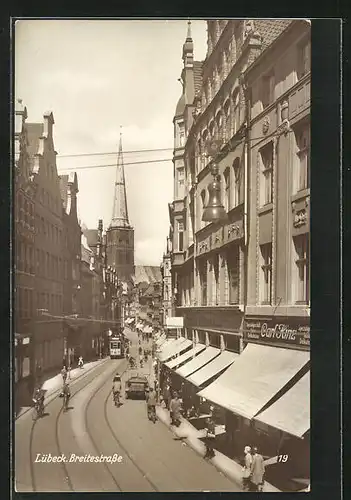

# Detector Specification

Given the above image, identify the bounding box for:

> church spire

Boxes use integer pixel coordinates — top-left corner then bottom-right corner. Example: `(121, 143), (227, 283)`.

(183, 20), (194, 67)
(186, 20), (192, 41)
(110, 127), (130, 228)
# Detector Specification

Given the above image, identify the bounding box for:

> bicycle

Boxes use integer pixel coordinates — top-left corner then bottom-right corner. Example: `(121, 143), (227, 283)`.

(113, 390), (121, 407)
(62, 394), (70, 412)
(32, 399), (44, 421)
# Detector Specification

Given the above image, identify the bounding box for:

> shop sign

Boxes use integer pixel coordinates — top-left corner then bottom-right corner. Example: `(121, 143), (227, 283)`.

(244, 318), (310, 348)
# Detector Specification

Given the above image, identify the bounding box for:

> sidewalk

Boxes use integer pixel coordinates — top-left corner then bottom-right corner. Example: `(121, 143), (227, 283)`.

(15, 358), (109, 419)
(155, 404), (280, 492)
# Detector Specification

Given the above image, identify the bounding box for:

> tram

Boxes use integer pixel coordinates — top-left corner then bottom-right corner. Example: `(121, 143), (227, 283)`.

(109, 334), (125, 359)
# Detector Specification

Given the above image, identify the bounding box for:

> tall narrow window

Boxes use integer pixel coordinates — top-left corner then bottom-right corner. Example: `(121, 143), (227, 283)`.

(224, 168), (230, 211)
(294, 123), (310, 192)
(209, 121), (215, 139)
(178, 221), (184, 252)
(262, 72), (275, 108)
(293, 234), (310, 304)
(227, 246), (239, 304)
(297, 38), (311, 80)
(199, 259), (207, 306)
(260, 143), (274, 206)
(214, 254), (220, 305)
(177, 167), (185, 199)
(232, 89), (240, 135)
(224, 100), (231, 140)
(200, 190), (206, 229)
(233, 158), (243, 206)
(260, 243), (272, 304)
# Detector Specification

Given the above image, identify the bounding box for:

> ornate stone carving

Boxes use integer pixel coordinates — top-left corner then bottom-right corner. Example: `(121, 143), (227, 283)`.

(228, 223), (241, 238)
(293, 208), (307, 228)
(262, 116), (270, 135)
(277, 119), (290, 136)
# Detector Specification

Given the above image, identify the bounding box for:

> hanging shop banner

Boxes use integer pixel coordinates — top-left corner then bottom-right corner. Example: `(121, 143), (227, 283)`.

(244, 317), (310, 349)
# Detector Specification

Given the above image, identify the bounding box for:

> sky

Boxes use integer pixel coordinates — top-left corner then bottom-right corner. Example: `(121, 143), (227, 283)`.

(15, 19), (207, 266)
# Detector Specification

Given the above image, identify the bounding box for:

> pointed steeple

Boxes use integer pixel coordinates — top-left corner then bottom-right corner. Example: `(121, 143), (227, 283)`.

(110, 127), (130, 228)
(186, 19), (192, 41)
(183, 20), (194, 67)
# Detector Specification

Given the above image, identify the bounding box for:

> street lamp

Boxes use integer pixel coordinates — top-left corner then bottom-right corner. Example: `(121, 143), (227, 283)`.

(202, 139), (227, 223)
(202, 163), (227, 222)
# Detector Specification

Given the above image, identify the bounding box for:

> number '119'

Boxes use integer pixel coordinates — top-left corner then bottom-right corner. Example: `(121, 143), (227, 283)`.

(277, 454), (289, 462)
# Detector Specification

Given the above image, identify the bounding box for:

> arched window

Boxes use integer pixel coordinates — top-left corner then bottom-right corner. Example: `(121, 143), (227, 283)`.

(224, 167), (230, 211)
(232, 88), (240, 135)
(224, 99), (231, 140)
(216, 111), (224, 141)
(209, 121), (215, 139)
(233, 158), (243, 206)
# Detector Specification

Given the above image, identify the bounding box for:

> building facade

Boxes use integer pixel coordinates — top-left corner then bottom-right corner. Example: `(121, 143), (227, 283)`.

(59, 172), (82, 366)
(160, 236), (173, 326)
(162, 20), (310, 491)
(28, 111), (66, 376)
(14, 99), (35, 384)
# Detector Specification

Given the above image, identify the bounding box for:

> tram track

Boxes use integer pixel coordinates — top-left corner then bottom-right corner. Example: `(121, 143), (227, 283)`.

(28, 360), (115, 492)
(28, 333), (158, 492)
(102, 377), (160, 492)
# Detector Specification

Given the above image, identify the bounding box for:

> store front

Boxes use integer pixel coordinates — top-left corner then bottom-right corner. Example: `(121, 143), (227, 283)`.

(194, 316), (310, 490)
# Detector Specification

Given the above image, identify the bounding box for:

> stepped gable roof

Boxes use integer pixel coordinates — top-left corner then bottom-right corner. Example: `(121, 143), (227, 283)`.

(25, 123), (44, 171)
(59, 175), (69, 210)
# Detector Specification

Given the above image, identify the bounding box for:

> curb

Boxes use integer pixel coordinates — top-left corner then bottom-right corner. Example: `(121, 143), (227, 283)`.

(155, 407), (280, 493)
(15, 358), (110, 420)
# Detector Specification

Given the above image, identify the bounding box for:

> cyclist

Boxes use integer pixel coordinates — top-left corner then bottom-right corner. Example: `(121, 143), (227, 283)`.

(62, 382), (71, 411)
(112, 375), (122, 406)
(32, 387), (45, 417)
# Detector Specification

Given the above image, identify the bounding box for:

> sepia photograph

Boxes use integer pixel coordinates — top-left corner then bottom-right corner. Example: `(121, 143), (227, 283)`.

(14, 18), (310, 492)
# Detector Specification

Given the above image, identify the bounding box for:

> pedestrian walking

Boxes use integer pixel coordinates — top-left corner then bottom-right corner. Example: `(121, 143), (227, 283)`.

(204, 417), (216, 459)
(242, 446), (253, 491)
(169, 391), (182, 427)
(162, 384), (171, 409)
(250, 446), (265, 492)
(61, 366), (67, 384)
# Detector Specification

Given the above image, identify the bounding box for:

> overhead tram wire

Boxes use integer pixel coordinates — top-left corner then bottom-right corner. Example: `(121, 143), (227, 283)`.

(57, 147), (174, 158)
(57, 129), (294, 172)
(58, 157), (172, 172)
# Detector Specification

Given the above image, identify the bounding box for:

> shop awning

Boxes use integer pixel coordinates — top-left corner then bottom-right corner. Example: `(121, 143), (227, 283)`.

(156, 335), (167, 345)
(187, 350), (238, 387)
(254, 371), (310, 438)
(156, 337), (172, 350)
(158, 338), (192, 362)
(165, 343), (206, 369)
(198, 344), (309, 420)
(176, 346), (221, 378)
